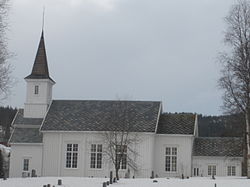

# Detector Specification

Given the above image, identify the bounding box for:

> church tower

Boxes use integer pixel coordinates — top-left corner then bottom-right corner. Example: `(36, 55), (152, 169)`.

(24, 31), (55, 118)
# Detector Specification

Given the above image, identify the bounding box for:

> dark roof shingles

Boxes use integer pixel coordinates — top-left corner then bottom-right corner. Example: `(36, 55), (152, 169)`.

(9, 128), (42, 143)
(157, 113), (195, 134)
(25, 32), (55, 82)
(41, 100), (161, 132)
(13, 109), (43, 126)
(193, 137), (243, 157)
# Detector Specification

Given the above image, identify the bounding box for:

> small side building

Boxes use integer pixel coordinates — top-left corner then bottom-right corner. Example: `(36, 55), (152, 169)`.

(192, 137), (243, 177)
(8, 109), (43, 177)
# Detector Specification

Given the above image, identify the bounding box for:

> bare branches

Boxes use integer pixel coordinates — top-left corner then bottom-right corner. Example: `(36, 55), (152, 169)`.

(102, 101), (140, 179)
(219, 0), (250, 114)
(0, 0), (12, 100)
(219, 0), (250, 177)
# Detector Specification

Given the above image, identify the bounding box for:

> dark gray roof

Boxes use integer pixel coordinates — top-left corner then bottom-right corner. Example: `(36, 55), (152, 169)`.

(25, 31), (55, 83)
(193, 137), (243, 157)
(9, 127), (42, 143)
(13, 109), (43, 126)
(41, 100), (161, 132)
(157, 113), (196, 134)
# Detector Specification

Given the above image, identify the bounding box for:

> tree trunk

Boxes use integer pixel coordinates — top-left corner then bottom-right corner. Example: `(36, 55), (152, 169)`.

(245, 111), (250, 178)
(0, 150), (3, 178)
(115, 168), (119, 180)
(242, 136), (247, 176)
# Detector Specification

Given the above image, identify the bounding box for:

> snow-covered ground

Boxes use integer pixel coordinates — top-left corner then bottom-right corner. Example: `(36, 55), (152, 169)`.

(0, 177), (249, 187)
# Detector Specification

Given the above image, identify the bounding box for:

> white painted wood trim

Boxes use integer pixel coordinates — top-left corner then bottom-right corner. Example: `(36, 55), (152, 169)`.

(154, 102), (162, 133)
(39, 99), (53, 132)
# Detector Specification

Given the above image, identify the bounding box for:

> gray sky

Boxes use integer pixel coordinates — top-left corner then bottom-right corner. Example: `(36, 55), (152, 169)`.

(4, 0), (235, 115)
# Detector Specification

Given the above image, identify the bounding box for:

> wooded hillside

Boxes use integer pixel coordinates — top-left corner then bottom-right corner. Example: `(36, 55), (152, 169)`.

(198, 114), (244, 137)
(0, 106), (17, 143)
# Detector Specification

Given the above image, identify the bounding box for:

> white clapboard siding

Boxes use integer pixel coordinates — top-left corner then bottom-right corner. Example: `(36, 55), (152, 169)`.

(42, 132), (156, 178)
(9, 144), (42, 177)
(192, 156), (242, 177)
(153, 135), (194, 177)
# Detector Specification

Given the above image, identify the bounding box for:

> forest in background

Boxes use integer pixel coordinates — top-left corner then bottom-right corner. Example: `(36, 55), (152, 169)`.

(198, 114), (245, 137)
(0, 106), (17, 143)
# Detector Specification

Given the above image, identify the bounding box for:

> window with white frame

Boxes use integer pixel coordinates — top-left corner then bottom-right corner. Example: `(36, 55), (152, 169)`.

(165, 147), (177, 172)
(208, 165), (216, 176)
(193, 168), (199, 176)
(34, 85), (39, 95)
(90, 144), (102, 169)
(23, 159), (29, 171)
(227, 166), (236, 176)
(116, 145), (127, 170)
(66, 143), (78, 168)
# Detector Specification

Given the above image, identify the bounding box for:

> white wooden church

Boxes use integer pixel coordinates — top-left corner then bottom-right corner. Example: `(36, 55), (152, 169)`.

(9, 32), (243, 178)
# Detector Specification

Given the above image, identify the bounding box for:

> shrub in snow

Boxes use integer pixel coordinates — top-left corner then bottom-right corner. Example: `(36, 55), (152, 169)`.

(0, 144), (10, 178)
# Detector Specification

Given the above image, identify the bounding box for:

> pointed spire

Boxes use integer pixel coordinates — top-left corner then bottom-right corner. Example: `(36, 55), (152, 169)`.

(25, 31), (55, 83)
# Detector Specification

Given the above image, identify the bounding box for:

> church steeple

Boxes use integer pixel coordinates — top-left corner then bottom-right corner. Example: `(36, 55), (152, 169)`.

(24, 31), (55, 118)
(25, 31), (55, 83)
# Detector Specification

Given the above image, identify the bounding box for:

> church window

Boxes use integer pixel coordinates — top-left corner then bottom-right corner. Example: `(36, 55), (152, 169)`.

(66, 143), (78, 168)
(34, 85), (39, 94)
(90, 144), (102, 169)
(23, 158), (29, 171)
(165, 147), (177, 172)
(227, 166), (236, 176)
(116, 145), (127, 170)
(208, 165), (216, 176)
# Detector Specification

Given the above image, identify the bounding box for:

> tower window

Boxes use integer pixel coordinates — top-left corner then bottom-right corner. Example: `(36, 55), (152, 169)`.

(34, 85), (39, 94)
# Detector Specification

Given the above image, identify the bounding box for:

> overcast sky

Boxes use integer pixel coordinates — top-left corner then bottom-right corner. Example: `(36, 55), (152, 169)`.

(4, 0), (236, 115)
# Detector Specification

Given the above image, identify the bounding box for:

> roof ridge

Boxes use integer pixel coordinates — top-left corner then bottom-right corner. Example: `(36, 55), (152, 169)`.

(196, 137), (242, 139)
(161, 112), (196, 115)
(52, 99), (161, 103)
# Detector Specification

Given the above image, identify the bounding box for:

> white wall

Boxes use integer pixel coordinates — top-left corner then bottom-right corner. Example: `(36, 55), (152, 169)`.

(9, 144), (42, 177)
(42, 133), (61, 176)
(24, 79), (54, 118)
(153, 135), (194, 178)
(42, 132), (155, 178)
(192, 156), (242, 177)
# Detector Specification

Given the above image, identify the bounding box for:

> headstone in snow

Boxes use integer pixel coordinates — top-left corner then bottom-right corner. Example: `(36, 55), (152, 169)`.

(181, 174), (184, 179)
(31, 169), (36, 177)
(103, 182), (107, 187)
(150, 171), (154, 179)
(58, 179), (62, 185)
(212, 175), (215, 180)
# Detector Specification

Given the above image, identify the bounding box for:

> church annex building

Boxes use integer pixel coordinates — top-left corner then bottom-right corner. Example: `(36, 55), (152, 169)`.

(9, 32), (243, 178)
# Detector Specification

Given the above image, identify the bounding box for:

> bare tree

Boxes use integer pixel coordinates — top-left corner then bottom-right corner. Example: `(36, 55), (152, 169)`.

(218, 0), (250, 177)
(0, 0), (11, 100)
(102, 101), (140, 180)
